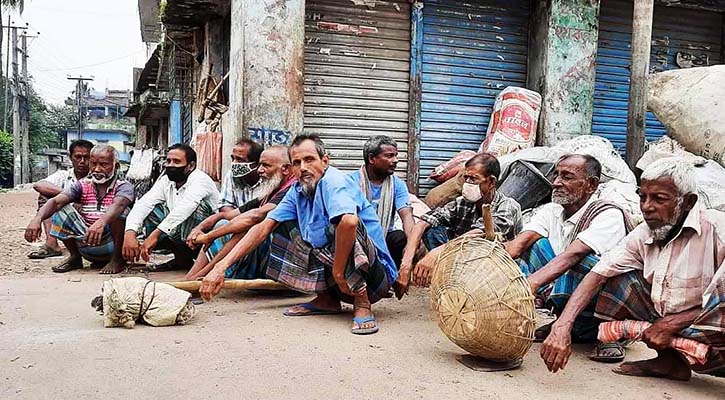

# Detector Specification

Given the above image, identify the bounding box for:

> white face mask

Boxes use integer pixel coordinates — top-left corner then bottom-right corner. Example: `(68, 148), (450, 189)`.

(462, 182), (482, 203)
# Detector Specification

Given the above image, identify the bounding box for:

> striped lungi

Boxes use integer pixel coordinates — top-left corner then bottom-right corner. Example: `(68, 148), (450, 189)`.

(265, 220), (390, 304)
(595, 271), (725, 377)
(49, 205), (116, 260)
(142, 202), (214, 244)
(518, 238), (601, 341)
(204, 220), (270, 280)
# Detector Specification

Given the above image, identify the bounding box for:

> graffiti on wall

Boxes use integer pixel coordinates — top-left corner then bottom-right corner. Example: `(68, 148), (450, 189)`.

(249, 127), (292, 147)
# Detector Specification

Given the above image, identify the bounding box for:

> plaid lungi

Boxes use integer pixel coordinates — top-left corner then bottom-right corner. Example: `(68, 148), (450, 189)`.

(143, 202), (214, 244)
(265, 220), (391, 304)
(518, 238), (601, 341)
(204, 220), (270, 280)
(49, 205), (115, 260)
(423, 226), (449, 250)
(595, 271), (725, 376)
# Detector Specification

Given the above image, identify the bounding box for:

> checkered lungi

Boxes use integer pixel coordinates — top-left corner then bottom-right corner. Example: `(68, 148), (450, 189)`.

(518, 238), (601, 341)
(142, 202), (214, 245)
(49, 205), (116, 260)
(595, 271), (725, 377)
(423, 226), (449, 250)
(265, 220), (391, 304)
(204, 220), (270, 280)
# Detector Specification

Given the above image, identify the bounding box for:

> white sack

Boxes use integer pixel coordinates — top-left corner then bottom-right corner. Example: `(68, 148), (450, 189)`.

(101, 277), (194, 328)
(648, 65), (725, 166)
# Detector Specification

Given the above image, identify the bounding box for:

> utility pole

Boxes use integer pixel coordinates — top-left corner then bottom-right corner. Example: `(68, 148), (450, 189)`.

(19, 32), (36, 183)
(11, 25), (20, 186)
(3, 16), (10, 133)
(67, 76), (93, 140)
(626, 0), (654, 168)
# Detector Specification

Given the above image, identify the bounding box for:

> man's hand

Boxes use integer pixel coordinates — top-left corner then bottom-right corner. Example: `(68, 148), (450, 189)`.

(122, 231), (141, 262)
(393, 263), (412, 299)
(25, 219), (42, 243)
(540, 324), (573, 373)
(200, 269), (226, 301)
(334, 272), (362, 297)
(412, 252), (436, 288)
(642, 319), (678, 351)
(140, 234), (159, 262)
(194, 233), (213, 248)
(186, 227), (204, 249)
(85, 219), (106, 246)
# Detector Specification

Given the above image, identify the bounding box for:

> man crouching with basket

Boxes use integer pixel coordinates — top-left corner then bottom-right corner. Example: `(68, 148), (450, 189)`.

(199, 134), (398, 335)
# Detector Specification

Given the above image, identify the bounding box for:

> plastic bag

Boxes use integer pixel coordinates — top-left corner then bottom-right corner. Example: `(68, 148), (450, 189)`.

(480, 87), (541, 157)
(430, 150), (478, 183)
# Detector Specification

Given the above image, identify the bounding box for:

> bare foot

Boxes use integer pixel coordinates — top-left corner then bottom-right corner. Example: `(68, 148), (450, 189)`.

(613, 350), (691, 381)
(99, 259), (127, 275)
(284, 293), (341, 316)
(351, 293), (377, 334)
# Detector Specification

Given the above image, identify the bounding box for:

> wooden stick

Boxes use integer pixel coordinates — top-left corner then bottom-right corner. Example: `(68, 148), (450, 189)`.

(482, 204), (496, 241)
(165, 279), (289, 292)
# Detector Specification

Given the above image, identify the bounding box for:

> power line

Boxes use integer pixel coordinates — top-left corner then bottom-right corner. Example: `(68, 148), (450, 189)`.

(35, 49), (145, 72)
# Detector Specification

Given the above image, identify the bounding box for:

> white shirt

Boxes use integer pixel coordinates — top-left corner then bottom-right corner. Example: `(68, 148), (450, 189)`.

(522, 197), (627, 256)
(41, 168), (80, 190)
(593, 204), (725, 317)
(218, 170), (264, 210)
(125, 169), (220, 234)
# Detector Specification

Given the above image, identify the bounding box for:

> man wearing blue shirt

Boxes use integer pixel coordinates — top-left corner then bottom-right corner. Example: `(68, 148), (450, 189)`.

(200, 134), (396, 335)
(348, 136), (414, 269)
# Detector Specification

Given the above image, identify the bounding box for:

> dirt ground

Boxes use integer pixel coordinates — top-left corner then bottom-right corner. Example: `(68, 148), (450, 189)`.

(0, 191), (723, 399)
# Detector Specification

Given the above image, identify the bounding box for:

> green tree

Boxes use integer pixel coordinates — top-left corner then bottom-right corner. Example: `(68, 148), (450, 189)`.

(0, 130), (12, 186)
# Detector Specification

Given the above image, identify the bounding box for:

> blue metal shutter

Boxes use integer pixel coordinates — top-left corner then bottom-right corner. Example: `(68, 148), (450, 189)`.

(594, 0), (724, 153)
(417, 0), (530, 194)
(304, 0), (411, 175)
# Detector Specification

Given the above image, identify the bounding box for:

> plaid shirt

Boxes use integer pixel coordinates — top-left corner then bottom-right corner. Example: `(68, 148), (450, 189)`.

(593, 204), (725, 320)
(219, 170), (264, 210)
(420, 191), (522, 241)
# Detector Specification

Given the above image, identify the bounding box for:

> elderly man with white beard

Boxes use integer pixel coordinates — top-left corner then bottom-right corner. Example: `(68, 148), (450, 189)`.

(541, 159), (725, 381)
(184, 145), (296, 280)
(505, 154), (635, 363)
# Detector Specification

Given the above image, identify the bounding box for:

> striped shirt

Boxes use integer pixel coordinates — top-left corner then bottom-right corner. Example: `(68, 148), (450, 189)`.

(63, 178), (135, 226)
(593, 203), (725, 317)
(219, 170), (264, 210)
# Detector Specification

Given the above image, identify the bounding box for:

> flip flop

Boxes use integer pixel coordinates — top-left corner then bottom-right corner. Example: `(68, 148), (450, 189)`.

(51, 258), (83, 273)
(589, 342), (625, 363)
(283, 302), (342, 316)
(28, 246), (63, 259)
(351, 315), (379, 335)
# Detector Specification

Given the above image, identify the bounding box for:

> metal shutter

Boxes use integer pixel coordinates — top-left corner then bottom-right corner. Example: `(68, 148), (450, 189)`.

(594, 0), (724, 153)
(304, 0), (411, 175)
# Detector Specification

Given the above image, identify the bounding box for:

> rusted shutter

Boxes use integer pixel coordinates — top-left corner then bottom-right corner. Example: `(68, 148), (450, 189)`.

(304, 0), (411, 176)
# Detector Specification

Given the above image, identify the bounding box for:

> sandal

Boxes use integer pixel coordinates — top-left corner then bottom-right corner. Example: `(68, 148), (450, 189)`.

(589, 342), (626, 363)
(351, 315), (379, 335)
(51, 258), (83, 273)
(28, 246), (63, 259)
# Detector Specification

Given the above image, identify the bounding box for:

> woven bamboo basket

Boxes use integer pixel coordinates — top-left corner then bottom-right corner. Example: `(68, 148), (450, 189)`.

(430, 235), (536, 362)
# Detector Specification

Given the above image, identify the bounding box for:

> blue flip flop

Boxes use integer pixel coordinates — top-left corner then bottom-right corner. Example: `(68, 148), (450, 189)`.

(283, 302), (341, 316)
(351, 316), (379, 335)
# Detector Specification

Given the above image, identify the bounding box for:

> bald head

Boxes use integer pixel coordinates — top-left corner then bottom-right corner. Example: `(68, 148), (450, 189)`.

(258, 145), (292, 181)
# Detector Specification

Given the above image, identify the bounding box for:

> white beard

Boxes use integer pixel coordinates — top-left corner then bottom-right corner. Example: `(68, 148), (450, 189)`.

(645, 200), (683, 242)
(552, 189), (578, 205)
(258, 173), (284, 199)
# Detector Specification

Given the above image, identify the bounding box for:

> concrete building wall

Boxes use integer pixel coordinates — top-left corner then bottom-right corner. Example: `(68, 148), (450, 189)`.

(533, 0), (601, 146)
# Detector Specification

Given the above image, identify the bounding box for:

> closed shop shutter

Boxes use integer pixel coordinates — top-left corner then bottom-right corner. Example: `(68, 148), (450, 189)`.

(594, 0), (724, 153)
(304, 0), (411, 175)
(417, 0), (530, 194)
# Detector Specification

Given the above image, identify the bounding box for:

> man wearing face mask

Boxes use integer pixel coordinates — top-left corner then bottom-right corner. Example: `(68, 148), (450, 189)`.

(186, 139), (264, 250)
(219, 138), (264, 211)
(123, 143), (219, 271)
(540, 159), (725, 381)
(24, 145), (135, 274)
(505, 154), (635, 363)
(396, 153), (522, 295)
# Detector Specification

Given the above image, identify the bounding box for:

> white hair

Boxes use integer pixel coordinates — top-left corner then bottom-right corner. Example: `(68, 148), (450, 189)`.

(90, 144), (119, 162)
(640, 158), (697, 195)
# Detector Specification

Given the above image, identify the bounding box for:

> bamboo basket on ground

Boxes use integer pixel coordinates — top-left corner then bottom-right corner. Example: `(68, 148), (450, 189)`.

(430, 207), (536, 370)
